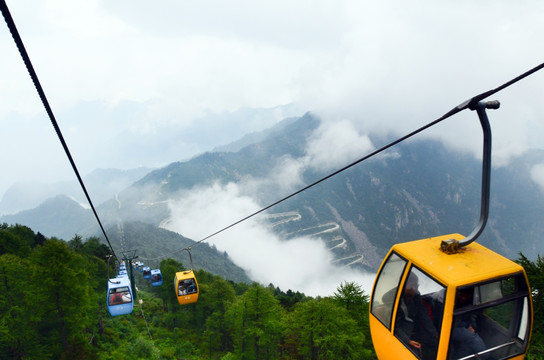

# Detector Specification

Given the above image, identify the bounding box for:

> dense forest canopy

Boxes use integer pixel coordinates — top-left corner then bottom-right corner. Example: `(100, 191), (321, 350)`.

(1, 223), (543, 359)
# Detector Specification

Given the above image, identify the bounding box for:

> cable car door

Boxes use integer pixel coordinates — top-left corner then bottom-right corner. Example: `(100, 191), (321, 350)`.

(370, 252), (447, 360)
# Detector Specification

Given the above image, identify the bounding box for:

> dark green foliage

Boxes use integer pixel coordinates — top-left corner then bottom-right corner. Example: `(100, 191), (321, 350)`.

(226, 283), (285, 360)
(272, 285), (309, 310)
(9, 224), (544, 359)
(516, 253), (544, 359)
(31, 239), (96, 357)
(0, 226), (104, 359)
(284, 297), (368, 360)
(0, 223), (34, 257)
(0, 254), (43, 359)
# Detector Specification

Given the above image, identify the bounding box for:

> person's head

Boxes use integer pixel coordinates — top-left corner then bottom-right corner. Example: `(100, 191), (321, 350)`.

(404, 272), (419, 298)
(456, 287), (473, 308)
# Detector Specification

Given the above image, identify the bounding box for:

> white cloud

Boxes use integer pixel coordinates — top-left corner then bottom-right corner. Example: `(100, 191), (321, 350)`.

(531, 163), (544, 192)
(163, 182), (375, 296)
(1, 0), (544, 204)
(306, 119), (374, 172)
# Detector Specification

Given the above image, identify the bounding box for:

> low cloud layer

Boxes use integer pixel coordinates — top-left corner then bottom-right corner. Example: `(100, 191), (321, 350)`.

(163, 182), (375, 296)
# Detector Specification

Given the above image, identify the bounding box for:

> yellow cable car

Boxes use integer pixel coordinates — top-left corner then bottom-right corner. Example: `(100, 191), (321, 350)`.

(175, 270), (199, 305)
(370, 101), (533, 359)
(370, 234), (532, 360)
(174, 248), (199, 305)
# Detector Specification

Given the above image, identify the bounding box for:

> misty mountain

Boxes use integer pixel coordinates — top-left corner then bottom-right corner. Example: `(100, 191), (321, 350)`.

(105, 221), (250, 283)
(2, 112), (543, 272)
(0, 195), (95, 240)
(0, 167), (152, 216)
(212, 115), (301, 153)
(99, 112), (544, 269)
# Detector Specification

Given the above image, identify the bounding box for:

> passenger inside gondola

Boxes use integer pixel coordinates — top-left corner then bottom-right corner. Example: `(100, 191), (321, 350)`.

(186, 278), (197, 294)
(450, 287), (490, 359)
(109, 286), (132, 305)
(178, 282), (186, 295)
(393, 271), (439, 360)
(178, 278), (197, 295)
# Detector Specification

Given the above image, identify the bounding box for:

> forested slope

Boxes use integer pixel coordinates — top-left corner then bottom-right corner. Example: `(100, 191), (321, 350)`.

(0, 224), (374, 359)
(1, 223), (543, 359)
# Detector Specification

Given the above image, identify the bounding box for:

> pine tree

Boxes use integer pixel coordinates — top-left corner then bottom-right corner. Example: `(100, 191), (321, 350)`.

(31, 239), (96, 358)
(226, 283), (285, 360)
(0, 254), (44, 359)
(284, 298), (368, 360)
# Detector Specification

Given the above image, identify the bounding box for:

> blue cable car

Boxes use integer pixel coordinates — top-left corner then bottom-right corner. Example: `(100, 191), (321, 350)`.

(151, 269), (163, 287)
(143, 266), (151, 279)
(107, 275), (133, 316)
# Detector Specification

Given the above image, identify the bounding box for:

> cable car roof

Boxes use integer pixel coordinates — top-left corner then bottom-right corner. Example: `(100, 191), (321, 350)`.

(392, 233), (524, 287)
(109, 276), (131, 287)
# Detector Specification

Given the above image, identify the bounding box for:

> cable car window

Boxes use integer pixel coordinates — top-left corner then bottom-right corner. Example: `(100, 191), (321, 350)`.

(178, 278), (197, 295)
(394, 267), (443, 360)
(449, 274), (531, 360)
(479, 281), (502, 303)
(518, 297), (529, 341)
(371, 252), (407, 330)
(108, 286), (132, 305)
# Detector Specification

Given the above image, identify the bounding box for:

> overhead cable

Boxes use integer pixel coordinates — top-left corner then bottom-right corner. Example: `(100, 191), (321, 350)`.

(185, 60), (544, 250)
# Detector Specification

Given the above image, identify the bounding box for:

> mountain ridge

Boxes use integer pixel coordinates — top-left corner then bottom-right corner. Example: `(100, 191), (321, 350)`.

(2, 113), (543, 272)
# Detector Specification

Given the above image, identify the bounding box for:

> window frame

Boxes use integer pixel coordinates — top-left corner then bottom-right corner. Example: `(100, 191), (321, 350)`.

(448, 273), (532, 360)
(371, 251), (408, 330)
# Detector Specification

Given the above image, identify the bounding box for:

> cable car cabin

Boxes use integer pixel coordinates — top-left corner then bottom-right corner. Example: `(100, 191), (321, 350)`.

(142, 266), (151, 279)
(175, 270), (199, 305)
(370, 234), (532, 360)
(151, 269), (163, 287)
(107, 276), (133, 316)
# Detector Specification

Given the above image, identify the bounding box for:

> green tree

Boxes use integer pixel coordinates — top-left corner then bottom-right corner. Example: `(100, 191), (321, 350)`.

(68, 234), (84, 252)
(0, 224), (33, 257)
(81, 236), (111, 259)
(272, 286), (308, 310)
(202, 273), (237, 356)
(31, 239), (96, 358)
(154, 258), (185, 313)
(0, 254), (44, 359)
(284, 297), (368, 360)
(226, 283), (285, 360)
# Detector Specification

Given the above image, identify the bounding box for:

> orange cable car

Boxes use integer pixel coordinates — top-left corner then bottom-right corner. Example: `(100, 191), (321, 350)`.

(369, 101), (533, 359)
(175, 270), (199, 305)
(174, 249), (199, 305)
(370, 234), (532, 360)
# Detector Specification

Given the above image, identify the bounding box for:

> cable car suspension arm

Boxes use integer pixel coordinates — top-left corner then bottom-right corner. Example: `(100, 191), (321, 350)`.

(441, 100), (498, 253)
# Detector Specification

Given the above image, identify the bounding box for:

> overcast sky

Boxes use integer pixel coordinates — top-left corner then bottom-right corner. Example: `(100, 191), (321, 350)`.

(2, 0), (544, 195)
(2, 0), (544, 294)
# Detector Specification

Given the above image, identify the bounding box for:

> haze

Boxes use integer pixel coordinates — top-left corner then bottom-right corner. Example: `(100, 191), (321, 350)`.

(1, 0), (544, 295)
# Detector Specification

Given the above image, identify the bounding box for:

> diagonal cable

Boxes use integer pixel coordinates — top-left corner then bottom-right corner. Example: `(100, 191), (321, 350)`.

(185, 60), (544, 249)
(1, 0), (118, 261)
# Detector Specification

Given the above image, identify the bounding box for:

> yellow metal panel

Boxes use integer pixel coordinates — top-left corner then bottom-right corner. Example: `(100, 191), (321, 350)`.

(370, 314), (418, 360)
(392, 233), (523, 287)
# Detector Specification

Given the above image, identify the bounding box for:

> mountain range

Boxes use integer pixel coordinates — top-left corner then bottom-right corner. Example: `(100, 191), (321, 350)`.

(1, 112), (543, 275)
